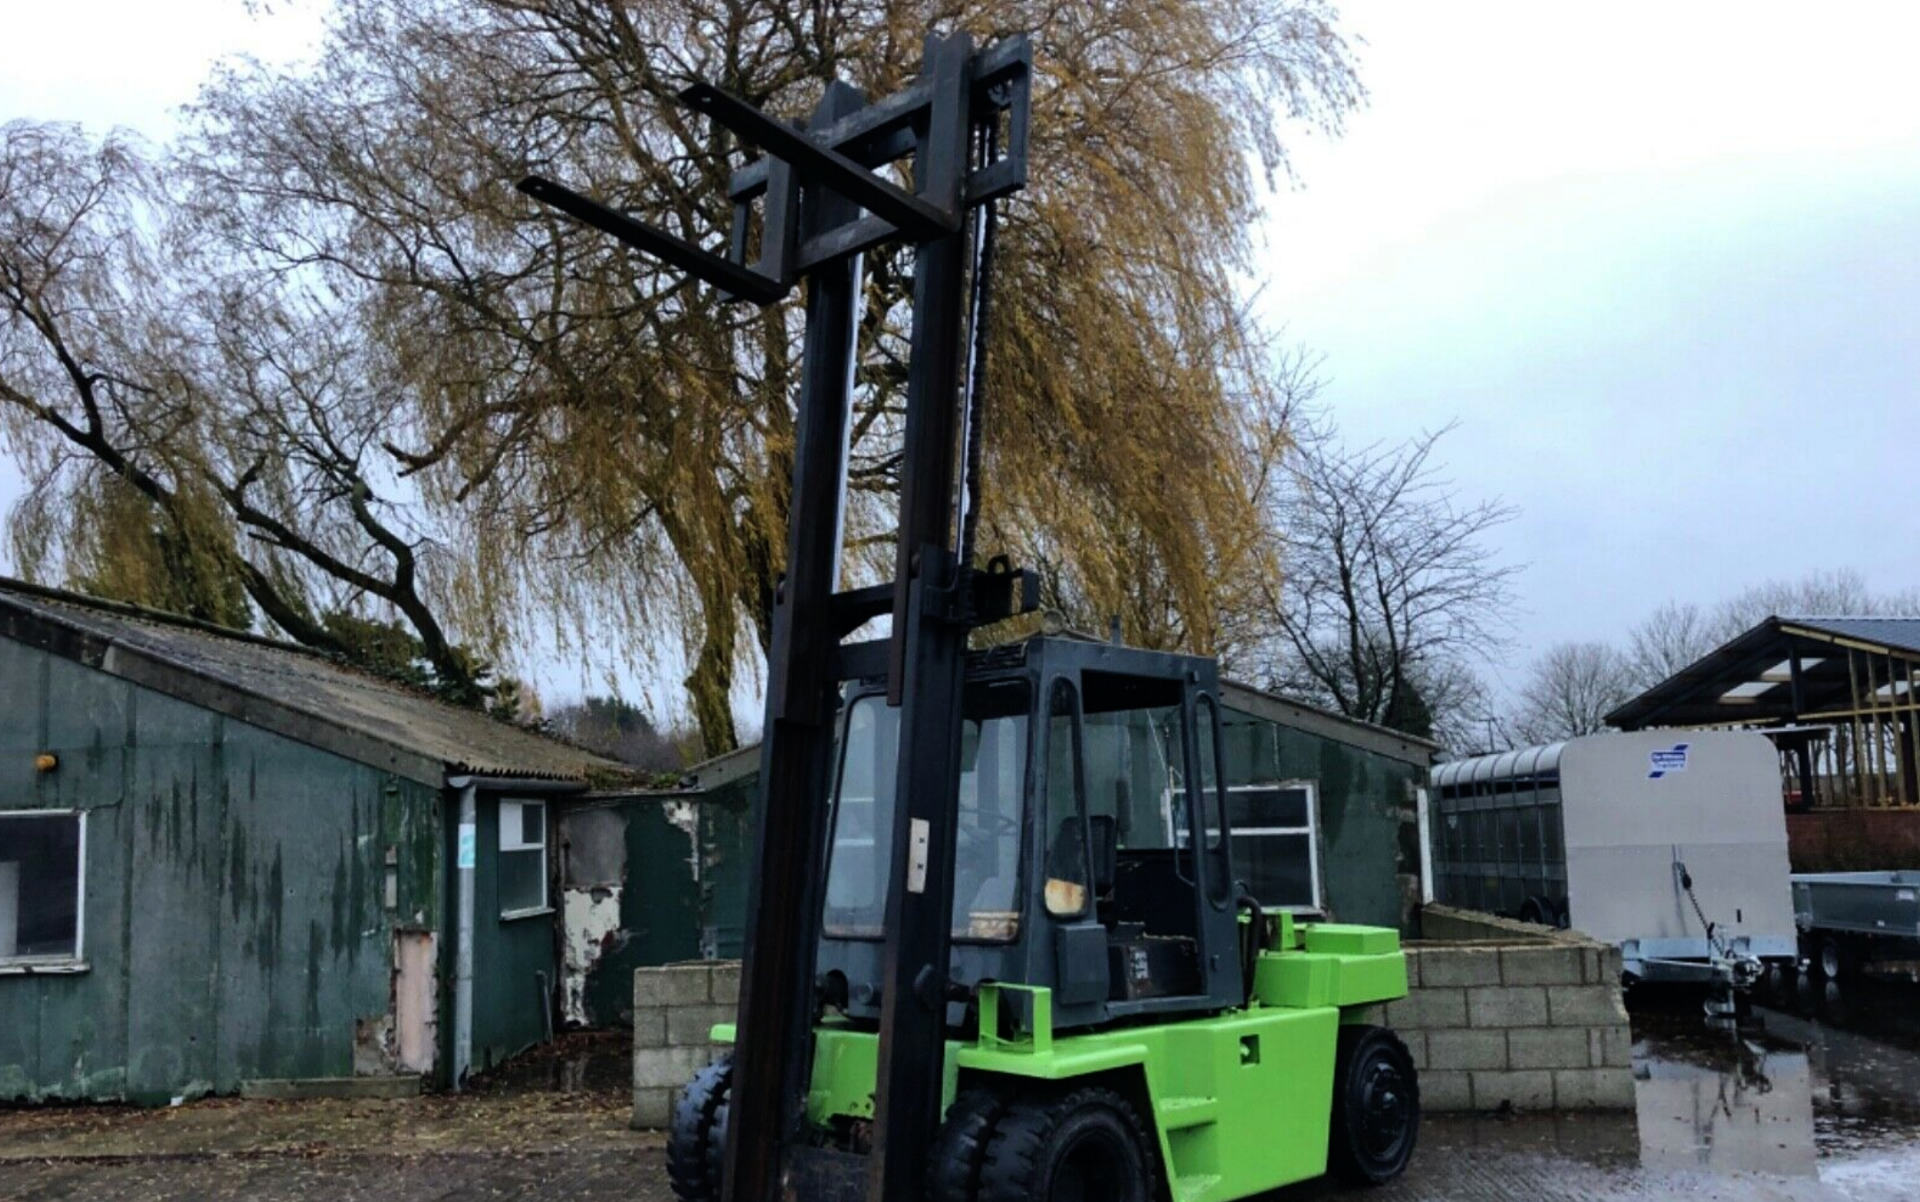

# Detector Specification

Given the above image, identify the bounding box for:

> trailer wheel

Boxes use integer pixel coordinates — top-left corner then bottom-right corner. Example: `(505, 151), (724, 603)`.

(1817, 935), (1855, 981)
(1328, 1026), (1420, 1186)
(977, 1087), (1157, 1202)
(929, 1088), (1009, 1202)
(667, 1054), (732, 1202)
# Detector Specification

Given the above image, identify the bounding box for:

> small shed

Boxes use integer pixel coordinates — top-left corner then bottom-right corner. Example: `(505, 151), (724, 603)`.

(562, 677), (1436, 1017)
(0, 579), (631, 1103)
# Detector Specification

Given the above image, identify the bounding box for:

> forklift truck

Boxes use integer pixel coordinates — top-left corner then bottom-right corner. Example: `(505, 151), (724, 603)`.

(677, 636), (1419, 1202)
(519, 31), (1416, 1202)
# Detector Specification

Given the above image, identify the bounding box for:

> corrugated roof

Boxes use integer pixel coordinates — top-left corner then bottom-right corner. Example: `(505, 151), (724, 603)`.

(0, 579), (632, 788)
(1776, 616), (1920, 657)
(1608, 614), (1920, 730)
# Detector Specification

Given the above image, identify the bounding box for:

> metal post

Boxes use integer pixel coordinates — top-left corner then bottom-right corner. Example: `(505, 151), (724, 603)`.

(518, 37), (1033, 1200)
(721, 80), (868, 1202)
(869, 32), (975, 1202)
(452, 780), (477, 1088)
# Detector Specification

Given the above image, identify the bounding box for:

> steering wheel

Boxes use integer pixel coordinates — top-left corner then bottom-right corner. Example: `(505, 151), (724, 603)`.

(964, 809), (1021, 840)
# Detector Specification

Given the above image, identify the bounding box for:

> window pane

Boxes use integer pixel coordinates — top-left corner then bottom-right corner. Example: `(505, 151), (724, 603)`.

(1233, 832), (1315, 910)
(1044, 681), (1088, 917)
(1194, 696), (1230, 902)
(825, 696), (898, 937)
(500, 846), (545, 914)
(1228, 787), (1310, 829)
(521, 802), (544, 848)
(1191, 701), (1219, 846)
(1083, 707), (1176, 851)
(954, 681), (1029, 941)
(0, 813), (82, 961)
(825, 685), (1032, 941)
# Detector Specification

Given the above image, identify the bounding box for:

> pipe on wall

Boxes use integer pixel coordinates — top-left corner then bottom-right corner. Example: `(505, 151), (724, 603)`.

(452, 781), (477, 1088)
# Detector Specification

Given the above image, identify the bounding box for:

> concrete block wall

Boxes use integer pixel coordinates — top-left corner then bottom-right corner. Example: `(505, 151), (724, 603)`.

(630, 917), (1633, 1125)
(1380, 937), (1634, 1113)
(631, 961), (739, 1129)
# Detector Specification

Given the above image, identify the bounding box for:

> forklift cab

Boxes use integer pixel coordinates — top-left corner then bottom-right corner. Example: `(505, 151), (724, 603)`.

(815, 634), (1245, 1035)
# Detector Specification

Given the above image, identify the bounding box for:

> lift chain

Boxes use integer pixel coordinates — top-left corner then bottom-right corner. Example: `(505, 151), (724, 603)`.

(958, 114), (1000, 570)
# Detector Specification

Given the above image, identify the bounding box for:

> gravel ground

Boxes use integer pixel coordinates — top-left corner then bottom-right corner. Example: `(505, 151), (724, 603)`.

(7, 987), (1920, 1202)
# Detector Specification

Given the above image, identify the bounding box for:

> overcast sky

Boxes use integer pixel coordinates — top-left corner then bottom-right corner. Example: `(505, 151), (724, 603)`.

(3, 1), (1917, 715)
(1257, 3), (1920, 696)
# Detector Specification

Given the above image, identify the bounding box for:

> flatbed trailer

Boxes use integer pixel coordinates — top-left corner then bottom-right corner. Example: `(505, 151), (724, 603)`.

(1793, 871), (1920, 979)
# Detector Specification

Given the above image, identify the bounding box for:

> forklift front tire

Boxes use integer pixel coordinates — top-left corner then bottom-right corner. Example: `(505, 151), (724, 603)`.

(929, 1088), (1010, 1202)
(977, 1087), (1158, 1202)
(667, 1053), (733, 1202)
(1327, 1026), (1420, 1186)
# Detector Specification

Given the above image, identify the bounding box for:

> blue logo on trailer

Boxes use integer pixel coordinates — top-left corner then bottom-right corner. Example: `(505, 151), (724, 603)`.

(1649, 744), (1690, 779)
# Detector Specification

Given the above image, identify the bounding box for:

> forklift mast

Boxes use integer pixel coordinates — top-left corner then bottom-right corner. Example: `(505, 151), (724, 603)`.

(518, 33), (1035, 1202)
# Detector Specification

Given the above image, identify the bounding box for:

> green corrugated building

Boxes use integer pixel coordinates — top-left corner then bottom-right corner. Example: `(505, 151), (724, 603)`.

(0, 576), (1439, 1086)
(0, 580), (634, 1103)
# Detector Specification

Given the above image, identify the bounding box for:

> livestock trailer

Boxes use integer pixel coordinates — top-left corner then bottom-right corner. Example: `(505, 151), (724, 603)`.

(1429, 732), (1796, 986)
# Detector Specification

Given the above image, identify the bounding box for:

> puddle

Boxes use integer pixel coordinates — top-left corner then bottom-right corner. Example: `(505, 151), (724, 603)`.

(1633, 1019), (1818, 1176)
(1630, 971), (1920, 1192)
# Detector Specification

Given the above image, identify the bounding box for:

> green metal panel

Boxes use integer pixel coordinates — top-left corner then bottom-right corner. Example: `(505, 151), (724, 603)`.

(466, 794), (556, 1072)
(575, 784), (754, 1024)
(713, 923), (1409, 1202)
(1220, 705), (1422, 932)
(698, 778), (753, 958)
(0, 639), (445, 1103)
(580, 799), (702, 1026)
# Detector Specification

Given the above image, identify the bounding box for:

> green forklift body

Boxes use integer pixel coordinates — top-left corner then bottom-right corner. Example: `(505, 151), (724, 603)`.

(713, 915), (1409, 1202)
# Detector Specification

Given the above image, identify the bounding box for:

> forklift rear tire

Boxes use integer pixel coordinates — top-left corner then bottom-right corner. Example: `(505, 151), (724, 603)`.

(977, 1087), (1158, 1202)
(1327, 1026), (1420, 1186)
(929, 1089), (1010, 1202)
(667, 1053), (732, 1202)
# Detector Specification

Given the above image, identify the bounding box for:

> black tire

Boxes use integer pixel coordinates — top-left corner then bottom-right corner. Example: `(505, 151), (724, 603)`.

(1327, 1025), (1420, 1186)
(667, 1054), (732, 1202)
(1818, 935), (1854, 981)
(978, 1087), (1157, 1202)
(929, 1088), (1010, 1202)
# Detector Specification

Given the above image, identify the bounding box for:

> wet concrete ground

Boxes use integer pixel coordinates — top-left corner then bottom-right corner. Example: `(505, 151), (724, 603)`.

(5, 976), (1920, 1200)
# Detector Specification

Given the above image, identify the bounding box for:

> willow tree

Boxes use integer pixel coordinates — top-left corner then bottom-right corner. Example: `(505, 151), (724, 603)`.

(0, 122), (514, 707)
(166, 0), (1360, 752)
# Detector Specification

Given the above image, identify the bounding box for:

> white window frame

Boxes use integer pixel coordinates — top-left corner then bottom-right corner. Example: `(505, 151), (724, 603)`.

(0, 808), (88, 973)
(497, 799), (550, 920)
(1227, 781), (1323, 914)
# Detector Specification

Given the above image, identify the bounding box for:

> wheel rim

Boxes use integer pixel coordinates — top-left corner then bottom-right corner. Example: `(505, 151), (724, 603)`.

(1048, 1126), (1131, 1202)
(1357, 1053), (1414, 1164)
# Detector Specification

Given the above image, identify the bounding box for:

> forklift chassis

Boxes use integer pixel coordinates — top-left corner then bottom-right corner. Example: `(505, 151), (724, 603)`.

(692, 918), (1416, 1202)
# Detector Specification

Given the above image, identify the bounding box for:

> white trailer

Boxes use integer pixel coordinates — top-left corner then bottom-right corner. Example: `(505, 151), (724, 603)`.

(1430, 731), (1796, 987)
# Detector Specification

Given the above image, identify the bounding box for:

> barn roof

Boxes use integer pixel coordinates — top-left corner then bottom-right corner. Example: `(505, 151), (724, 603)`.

(1607, 615), (1920, 730)
(0, 578), (631, 789)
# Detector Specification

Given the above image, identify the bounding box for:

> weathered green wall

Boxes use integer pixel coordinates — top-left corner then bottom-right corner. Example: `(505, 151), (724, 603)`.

(575, 783), (752, 1026)
(1219, 705), (1422, 932)
(466, 794), (556, 1071)
(0, 638), (443, 1103)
